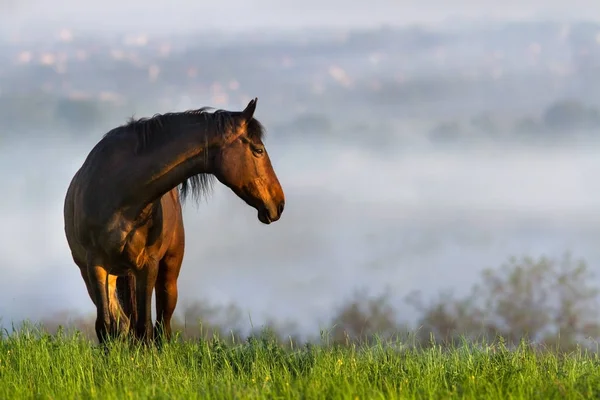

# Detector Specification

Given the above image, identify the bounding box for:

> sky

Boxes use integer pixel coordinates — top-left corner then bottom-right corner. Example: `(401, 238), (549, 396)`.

(0, 0), (599, 35)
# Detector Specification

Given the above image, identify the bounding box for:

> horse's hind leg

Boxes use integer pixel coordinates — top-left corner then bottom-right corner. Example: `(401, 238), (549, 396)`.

(155, 248), (183, 342)
(116, 274), (137, 337)
(76, 259), (96, 306)
(86, 261), (112, 344)
(107, 275), (130, 338)
(80, 259), (129, 341)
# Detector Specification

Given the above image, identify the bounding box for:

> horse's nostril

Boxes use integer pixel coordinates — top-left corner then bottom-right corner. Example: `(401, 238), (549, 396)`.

(278, 201), (285, 215)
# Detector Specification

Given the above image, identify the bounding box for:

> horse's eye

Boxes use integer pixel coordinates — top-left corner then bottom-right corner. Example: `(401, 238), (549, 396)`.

(253, 147), (264, 157)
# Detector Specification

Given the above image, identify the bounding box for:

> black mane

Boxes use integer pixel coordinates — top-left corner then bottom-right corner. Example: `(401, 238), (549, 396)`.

(102, 106), (266, 204)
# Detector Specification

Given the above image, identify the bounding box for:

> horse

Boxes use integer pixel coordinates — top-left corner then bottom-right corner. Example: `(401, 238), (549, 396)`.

(63, 98), (285, 345)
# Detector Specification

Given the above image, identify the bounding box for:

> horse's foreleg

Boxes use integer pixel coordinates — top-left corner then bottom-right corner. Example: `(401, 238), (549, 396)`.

(134, 263), (159, 344)
(155, 251), (183, 342)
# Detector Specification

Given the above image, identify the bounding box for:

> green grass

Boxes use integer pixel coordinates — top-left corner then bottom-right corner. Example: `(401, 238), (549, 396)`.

(0, 327), (599, 399)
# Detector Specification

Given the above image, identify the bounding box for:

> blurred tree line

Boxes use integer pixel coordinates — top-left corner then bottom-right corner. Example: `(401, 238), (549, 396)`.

(429, 99), (600, 144)
(1, 91), (600, 146)
(0, 93), (128, 139)
(38, 252), (600, 353)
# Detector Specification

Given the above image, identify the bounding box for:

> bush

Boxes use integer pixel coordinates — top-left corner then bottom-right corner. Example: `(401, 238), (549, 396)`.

(30, 253), (600, 353)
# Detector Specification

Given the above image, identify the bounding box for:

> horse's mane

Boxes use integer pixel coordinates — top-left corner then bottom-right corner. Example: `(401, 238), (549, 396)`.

(102, 106), (266, 203)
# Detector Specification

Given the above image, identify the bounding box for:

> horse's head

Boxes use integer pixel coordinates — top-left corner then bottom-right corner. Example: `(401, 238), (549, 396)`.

(212, 98), (285, 224)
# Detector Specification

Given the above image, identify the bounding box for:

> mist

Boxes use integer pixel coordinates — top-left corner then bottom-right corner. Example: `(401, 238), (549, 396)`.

(2, 138), (600, 333)
(1, 6), (600, 336)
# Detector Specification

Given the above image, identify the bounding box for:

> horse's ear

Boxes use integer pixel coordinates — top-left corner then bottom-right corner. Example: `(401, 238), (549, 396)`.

(242, 97), (258, 121)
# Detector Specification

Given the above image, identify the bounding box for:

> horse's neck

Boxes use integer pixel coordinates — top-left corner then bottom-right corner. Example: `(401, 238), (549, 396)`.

(121, 125), (216, 216)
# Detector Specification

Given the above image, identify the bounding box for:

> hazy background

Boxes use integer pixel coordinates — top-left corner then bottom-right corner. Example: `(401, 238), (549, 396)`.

(1, 1), (600, 339)
(2, 0), (600, 33)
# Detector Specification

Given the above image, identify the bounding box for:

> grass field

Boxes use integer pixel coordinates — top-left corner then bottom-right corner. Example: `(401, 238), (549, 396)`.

(0, 326), (599, 399)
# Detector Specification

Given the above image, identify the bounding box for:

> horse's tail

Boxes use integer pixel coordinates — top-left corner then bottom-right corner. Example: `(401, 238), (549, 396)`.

(117, 273), (137, 331)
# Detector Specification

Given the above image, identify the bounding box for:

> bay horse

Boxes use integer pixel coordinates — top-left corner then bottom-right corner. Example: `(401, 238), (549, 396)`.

(63, 98), (285, 344)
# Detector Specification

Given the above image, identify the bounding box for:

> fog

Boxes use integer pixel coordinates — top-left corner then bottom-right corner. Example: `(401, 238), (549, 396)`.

(1, 6), (600, 336)
(2, 136), (600, 333)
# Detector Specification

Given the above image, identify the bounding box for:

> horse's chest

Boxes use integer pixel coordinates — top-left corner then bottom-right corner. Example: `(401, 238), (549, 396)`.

(121, 225), (168, 270)
(100, 215), (170, 272)
(97, 199), (178, 272)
